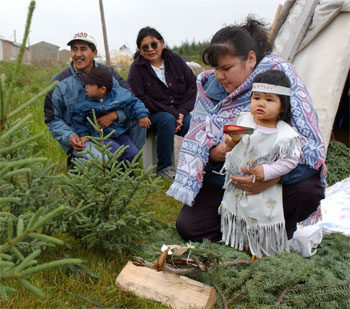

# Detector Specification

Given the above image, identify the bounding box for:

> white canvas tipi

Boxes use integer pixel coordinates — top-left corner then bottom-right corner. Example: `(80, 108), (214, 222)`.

(273, 0), (350, 150)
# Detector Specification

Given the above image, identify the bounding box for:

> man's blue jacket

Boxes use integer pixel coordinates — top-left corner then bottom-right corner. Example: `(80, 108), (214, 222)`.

(44, 61), (132, 153)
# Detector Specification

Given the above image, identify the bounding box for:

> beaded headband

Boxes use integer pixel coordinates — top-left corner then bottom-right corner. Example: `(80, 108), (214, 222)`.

(252, 83), (291, 96)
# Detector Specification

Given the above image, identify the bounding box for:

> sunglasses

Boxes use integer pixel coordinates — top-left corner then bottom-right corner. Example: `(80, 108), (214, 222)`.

(141, 41), (159, 52)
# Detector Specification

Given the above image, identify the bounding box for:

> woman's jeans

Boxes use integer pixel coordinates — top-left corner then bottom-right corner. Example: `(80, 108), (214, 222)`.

(149, 112), (191, 171)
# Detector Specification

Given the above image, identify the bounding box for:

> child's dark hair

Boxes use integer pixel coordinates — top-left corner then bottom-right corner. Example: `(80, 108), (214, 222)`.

(252, 70), (292, 123)
(79, 66), (113, 93)
(98, 84), (111, 93)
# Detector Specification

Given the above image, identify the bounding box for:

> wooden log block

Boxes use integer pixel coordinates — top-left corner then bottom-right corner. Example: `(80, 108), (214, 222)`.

(115, 261), (217, 309)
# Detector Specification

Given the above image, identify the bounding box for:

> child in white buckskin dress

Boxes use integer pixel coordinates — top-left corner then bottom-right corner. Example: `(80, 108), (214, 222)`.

(221, 70), (303, 258)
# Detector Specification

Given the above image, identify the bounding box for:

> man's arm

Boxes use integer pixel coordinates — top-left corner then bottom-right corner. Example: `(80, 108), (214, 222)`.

(44, 85), (77, 150)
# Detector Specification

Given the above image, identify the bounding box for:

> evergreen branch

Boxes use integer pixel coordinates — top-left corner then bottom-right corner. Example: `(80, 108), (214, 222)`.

(61, 175), (90, 201)
(4, 1), (35, 110)
(221, 259), (254, 267)
(212, 281), (228, 309)
(16, 258), (82, 278)
(0, 206), (67, 253)
(0, 261), (14, 268)
(0, 133), (44, 154)
(0, 253), (12, 260)
(0, 113), (33, 142)
(8, 81), (58, 119)
(16, 217), (24, 236)
(32, 205), (67, 229)
(227, 290), (246, 306)
(26, 207), (44, 229)
(276, 287), (290, 305)
(15, 250), (41, 272)
(116, 173), (145, 215)
(28, 233), (65, 245)
(18, 279), (45, 298)
(275, 283), (350, 305)
(10, 246), (24, 261)
(0, 283), (16, 302)
(0, 74), (7, 132)
(0, 197), (21, 203)
(1, 168), (32, 179)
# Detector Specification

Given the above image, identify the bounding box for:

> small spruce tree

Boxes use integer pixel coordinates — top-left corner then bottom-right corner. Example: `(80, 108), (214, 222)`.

(0, 1), (81, 300)
(59, 112), (162, 256)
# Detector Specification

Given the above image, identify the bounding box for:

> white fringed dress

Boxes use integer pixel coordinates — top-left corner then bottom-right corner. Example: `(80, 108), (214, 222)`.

(221, 112), (302, 258)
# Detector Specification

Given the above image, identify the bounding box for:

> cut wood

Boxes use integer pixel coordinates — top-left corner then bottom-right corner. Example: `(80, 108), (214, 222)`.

(115, 261), (217, 309)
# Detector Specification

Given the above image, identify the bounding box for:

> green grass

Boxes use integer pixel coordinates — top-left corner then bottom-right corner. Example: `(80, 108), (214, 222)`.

(0, 179), (181, 308)
(1, 61), (350, 308)
(0, 236), (170, 308)
(1, 61), (68, 172)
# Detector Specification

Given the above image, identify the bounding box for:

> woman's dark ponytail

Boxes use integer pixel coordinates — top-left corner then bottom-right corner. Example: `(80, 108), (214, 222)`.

(244, 16), (272, 62)
(202, 15), (273, 67)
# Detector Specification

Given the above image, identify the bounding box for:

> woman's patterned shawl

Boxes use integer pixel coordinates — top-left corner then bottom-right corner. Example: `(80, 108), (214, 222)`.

(167, 54), (326, 206)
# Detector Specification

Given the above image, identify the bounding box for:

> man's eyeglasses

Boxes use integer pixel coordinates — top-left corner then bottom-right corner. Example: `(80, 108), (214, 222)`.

(141, 42), (158, 52)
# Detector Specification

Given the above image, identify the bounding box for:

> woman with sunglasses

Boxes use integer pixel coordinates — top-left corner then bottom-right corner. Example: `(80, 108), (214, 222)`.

(127, 27), (197, 179)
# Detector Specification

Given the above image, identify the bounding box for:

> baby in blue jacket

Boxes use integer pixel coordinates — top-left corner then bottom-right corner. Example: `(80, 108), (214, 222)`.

(73, 66), (151, 162)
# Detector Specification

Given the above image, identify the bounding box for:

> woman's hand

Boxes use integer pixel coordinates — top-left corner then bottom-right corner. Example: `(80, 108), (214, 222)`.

(231, 166), (280, 195)
(209, 135), (238, 162)
(175, 113), (184, 132)
(175, 114), (184, 132)
(97, 111), (118, 129)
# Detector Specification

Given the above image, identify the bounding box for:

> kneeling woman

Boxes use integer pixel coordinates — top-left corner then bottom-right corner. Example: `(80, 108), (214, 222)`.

(167, 17), (326, 243)
(127, 27), (197, 179)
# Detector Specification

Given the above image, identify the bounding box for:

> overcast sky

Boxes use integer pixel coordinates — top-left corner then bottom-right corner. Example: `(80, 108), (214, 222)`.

(1, 0), (284, 55)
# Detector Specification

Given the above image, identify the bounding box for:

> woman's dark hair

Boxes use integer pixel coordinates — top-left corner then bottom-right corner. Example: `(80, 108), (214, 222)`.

(202, 16), (272, 67)
(134, 26), (164, 59)
(252, 70), (292, 122)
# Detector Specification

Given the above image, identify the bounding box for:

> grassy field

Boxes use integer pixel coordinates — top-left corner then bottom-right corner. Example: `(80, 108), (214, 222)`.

(1, 61), (350, 308)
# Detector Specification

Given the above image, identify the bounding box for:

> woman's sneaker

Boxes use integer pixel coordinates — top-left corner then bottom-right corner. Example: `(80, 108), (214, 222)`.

(157, 166), (176, 180)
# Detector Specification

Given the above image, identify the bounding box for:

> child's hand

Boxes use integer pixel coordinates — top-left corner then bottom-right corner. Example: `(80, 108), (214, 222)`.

(80, 136), (90, 145)
(251, 165), (264, 181)
(139, 117), (151, 128)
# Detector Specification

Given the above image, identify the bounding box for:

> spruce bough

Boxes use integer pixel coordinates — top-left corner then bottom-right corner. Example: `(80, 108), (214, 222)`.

(0, 1), (81, 300)
(60, 111), (162, 255)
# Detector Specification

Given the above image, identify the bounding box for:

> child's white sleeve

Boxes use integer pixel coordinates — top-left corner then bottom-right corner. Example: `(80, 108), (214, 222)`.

(262, 156), (299, 181)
